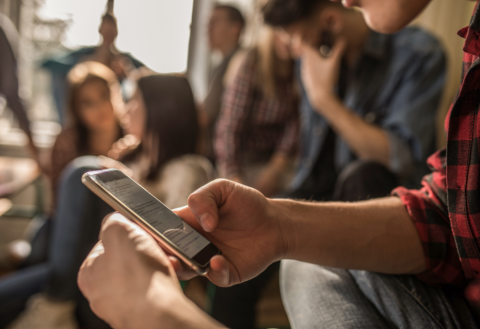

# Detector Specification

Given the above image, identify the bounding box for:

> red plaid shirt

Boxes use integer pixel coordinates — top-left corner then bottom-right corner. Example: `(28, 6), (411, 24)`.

(215, 50), (299, 178)
(393, 4), (480, 290)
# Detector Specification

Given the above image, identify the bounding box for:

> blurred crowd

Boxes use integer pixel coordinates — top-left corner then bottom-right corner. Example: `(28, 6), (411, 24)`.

(0, 0), (452, 328)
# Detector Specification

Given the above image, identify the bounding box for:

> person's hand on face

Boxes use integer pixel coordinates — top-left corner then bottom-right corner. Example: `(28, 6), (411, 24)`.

(299, 37), (347, 113)
(78, 214), (219, 329)
(172, 179), (290, 287)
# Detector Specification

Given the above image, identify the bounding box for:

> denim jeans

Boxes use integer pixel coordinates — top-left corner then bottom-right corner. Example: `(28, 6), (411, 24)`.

(281, 260), (478, 329)
(45, 156), (112, 301)
(0, 156), (111, 328)
(0, 264), (48, 328)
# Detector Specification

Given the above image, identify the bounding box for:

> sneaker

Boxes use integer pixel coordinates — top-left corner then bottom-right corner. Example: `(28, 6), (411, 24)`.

(7, 294), (79, 329)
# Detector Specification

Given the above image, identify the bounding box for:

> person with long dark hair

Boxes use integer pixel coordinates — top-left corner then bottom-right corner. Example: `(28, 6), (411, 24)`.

(2, 75), (214, 329)
(76, 0), (479, 327)
(119, 75), (209, 207)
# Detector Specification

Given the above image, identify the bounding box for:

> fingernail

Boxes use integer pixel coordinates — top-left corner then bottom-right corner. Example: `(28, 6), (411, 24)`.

(199, 213), (214, 232)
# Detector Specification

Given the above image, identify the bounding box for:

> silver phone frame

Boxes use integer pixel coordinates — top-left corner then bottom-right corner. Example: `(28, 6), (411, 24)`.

(82, 168), (218, 275)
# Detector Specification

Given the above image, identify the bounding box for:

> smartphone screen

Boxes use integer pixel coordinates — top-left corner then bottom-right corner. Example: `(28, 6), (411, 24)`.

(85, 169), (220, 271)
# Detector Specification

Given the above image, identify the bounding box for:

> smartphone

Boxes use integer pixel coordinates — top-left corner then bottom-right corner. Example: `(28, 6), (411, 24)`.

(82, 168), (221, 275)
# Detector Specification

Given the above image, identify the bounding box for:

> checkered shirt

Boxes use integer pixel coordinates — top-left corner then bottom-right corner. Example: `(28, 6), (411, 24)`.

(215, 50), (299, 178)
(393, 4), (480, 290)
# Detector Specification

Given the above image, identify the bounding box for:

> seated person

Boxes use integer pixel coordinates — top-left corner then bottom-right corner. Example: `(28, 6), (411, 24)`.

(210, 1), (446, 326)
(41, 12), (145, 124)
(263, 0), (446, 201)
(75, 0), (480, 326)
(199, 4), (245, 163)
(49, 61), (125, 213)
(1, 75), (215, 329)
(215, 26), (299, 198)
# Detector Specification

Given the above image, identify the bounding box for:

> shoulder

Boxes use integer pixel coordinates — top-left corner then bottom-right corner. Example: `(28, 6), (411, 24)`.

(390, 26), (444, 57)
(224, 49), (250, 87)
(161, 155), (216, 182)
(234, 48), (258, 72)
(120, 52), (145, 68)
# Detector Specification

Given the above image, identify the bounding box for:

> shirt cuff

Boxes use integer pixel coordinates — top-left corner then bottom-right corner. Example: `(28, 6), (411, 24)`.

(386, 131), (414, 177)
(392, 186), (467, 289)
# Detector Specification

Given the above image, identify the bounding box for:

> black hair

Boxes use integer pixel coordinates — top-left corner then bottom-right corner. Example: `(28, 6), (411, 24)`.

(122, 75), (198, 181)
(262, 0), (333, 27)
(215, 4), (245, 29)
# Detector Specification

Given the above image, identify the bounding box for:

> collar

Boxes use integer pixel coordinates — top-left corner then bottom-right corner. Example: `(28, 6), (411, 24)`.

(361, 30), (389, 60)
(458, 3), (480, 56)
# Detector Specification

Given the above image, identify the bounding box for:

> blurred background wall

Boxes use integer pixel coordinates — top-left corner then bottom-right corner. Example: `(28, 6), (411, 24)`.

(412, 0), (476, 148)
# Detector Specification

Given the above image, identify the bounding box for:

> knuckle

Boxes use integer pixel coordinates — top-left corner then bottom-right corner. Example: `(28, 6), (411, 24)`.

(101, 220), (130, 242)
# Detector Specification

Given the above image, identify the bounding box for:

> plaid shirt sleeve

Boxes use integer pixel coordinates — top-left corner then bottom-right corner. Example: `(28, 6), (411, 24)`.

(215, 53), (256, 178)
(393, 147), (467, 289)
(391, 4), (480, 290)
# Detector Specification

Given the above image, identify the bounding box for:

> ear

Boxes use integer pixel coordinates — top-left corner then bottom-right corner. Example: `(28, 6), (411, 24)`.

(319, 7), (345, 36)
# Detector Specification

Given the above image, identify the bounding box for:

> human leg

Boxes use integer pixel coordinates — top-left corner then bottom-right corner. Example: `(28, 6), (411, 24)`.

(0, 264), (48, 328)
(45, 156), (112, 300)
(280, 260), (478, 328)
(7, 156), (111, 329)
(332, 160), (398, 202)
(210, 262), (280, 329)
(281, 260), (391, 329)
(350, 270), (477, 329)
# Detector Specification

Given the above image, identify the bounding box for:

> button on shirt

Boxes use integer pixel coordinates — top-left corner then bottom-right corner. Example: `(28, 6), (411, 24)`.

(290, 27), (446, 191)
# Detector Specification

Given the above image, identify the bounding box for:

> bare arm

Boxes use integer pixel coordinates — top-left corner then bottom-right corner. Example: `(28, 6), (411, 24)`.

(171, 180), (425, 286)
(300, 41), (390, 167)
(79, 181), (426, 328)
(276, 196), (425, 274)
(313, 95), (390, 167)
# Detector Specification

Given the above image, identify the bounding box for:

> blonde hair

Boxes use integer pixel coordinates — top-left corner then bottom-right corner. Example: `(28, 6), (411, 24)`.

(256, 26), (292, 99)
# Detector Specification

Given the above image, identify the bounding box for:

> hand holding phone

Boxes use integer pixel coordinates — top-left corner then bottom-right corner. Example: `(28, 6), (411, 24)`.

(82, 169), (221, 275)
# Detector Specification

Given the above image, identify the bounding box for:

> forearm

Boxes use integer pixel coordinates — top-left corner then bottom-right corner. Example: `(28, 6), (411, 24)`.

(317, 96), (390, 167)
(146, 287), (223, 329)
(273, 196), (425, 274)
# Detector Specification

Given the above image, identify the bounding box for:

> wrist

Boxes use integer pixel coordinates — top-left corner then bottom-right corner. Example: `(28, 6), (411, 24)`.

(148, 284), (221, 329)
(312, 92), (341, 117)
(268, 198), (298, 262)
